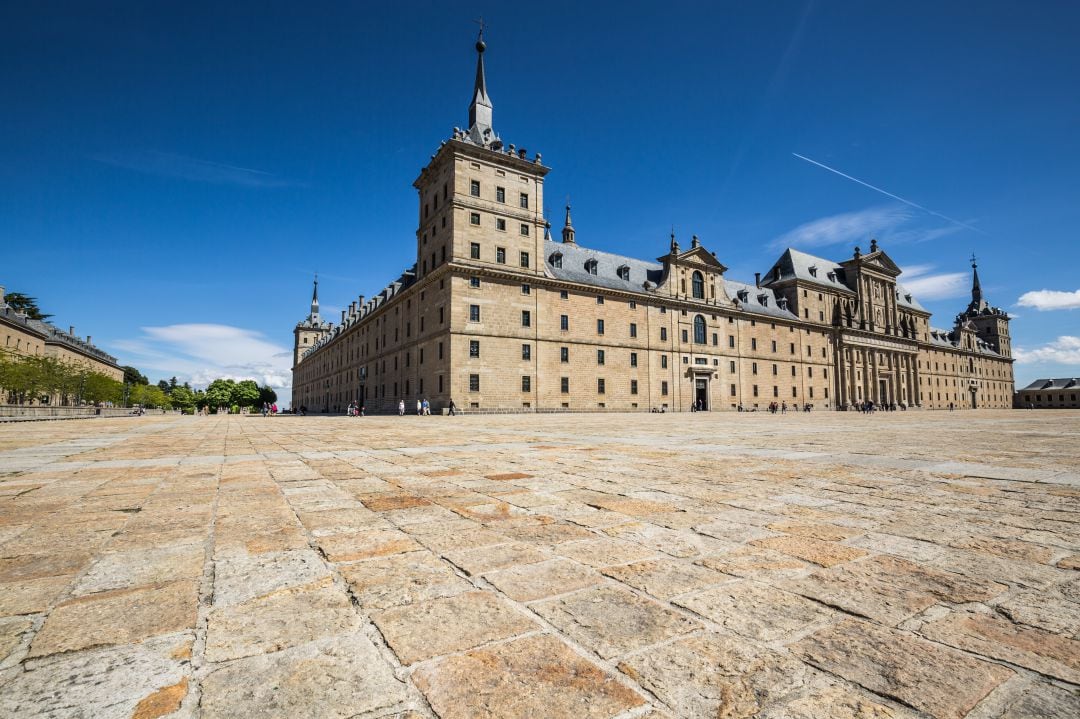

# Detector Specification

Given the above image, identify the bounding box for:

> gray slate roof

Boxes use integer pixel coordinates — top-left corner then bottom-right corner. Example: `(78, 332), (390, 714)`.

(1020, 378), (1079, 391)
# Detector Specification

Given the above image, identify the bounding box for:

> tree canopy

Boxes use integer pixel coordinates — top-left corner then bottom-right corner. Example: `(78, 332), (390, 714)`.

(123, 365), (149, 386)
(2, 291), (52, 320)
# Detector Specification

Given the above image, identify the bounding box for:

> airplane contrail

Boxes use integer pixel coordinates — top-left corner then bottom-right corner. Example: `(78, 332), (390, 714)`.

(792, 152), (986, 235)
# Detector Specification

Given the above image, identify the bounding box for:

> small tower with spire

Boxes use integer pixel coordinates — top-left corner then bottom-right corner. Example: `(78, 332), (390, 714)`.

(561, 201), (576, 244)
(466, 21), (496, 147)
(960, 254), (1012, 358)
(293, 274), (330, 368)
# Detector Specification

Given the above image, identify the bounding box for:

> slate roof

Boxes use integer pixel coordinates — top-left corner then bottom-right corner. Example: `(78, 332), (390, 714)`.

(927, 326), (1001, 357)
(1019, 378), (1079, 391)
(23, 318), (120, 366)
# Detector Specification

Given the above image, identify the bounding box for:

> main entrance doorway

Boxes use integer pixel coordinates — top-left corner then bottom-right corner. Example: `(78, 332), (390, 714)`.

(970, 388), (978, 409)
(695, 378), (708, 411)
(878, 378), (889, 405)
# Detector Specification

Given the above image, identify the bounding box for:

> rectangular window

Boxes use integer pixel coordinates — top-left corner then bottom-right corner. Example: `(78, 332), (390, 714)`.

(438, 342), (443, 360)
(522, 375), (531, 392)
(596, 296), (604, 305)
(521, 310), (531, 327)
(470, 180), (480, 197)
(521, 283), (530, 295)
(496, 247), (506, 263)
(752, 362), (758, 375)
(751, 338), (757, 350)
(469, 340), (480, 358)
(629, 301), (637, 309)
(729, 360), (735, 372)
(560, 290), (569, 300)
(728, 336), (735, 348)
(469, 374), (480, 392)
(469, 304), (480, 322)
(661, 355), (668, 369)
(470, 276), (480, 288)
(630, 352), (638, 367)
(753, 385), (759, 397)
(520, 251), (530, 268)
(520, 192), (529, 208)
(630, 323), (637, 338)
(470, 212), (480, 225)
(730, 383), (737, 396)
(597, 378), (605, 394)
(496, 186), (505, 203)
(597, 349), (605, 365)
(661, 327), (668, 341)
(560, 315), (569, 331)
(771, 340), (777, 352)
(496, 218), (506, 231)
(470, 242), (480, 259)
(790, 343), (795, 354)
(560, 347), (569, 363)
(561, 377), (569, 393)
(630, 379), (638, 395)
(522, 344), (531, 360)
(439, 307), (445, 323)
(661, 381), (669, 396)
(682, 329), (688, 343)
(597, 319), (605, 335)
(712, 333), (718, 346)
(520, 223), (530, 236)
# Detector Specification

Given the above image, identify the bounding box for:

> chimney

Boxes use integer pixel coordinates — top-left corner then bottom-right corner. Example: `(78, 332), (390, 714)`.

(341, 310), (346, 323)
(69, 325), (75, 336)
(86, 335), (92, 345)
(754, 273), (761, 288)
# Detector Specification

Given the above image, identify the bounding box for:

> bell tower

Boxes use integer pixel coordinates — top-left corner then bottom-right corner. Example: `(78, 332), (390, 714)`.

(293, 275), (330, 367)
(963, 255), (1011, 358)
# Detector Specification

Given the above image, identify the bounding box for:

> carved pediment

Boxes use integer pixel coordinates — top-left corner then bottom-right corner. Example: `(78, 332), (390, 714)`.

(840, 249), (901, 277)
(663, 246), (729, 273)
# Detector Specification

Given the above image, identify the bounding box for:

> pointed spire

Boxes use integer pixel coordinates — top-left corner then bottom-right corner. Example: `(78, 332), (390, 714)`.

(309, 274), (321, 321)
(467, 22), (494, 142)
(561, 199), (576, 244)
(670, 227), (680, 255)
(967, 252), (988, 313)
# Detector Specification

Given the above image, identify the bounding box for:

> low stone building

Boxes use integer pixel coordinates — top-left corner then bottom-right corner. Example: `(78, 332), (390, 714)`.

(1, 284), (123, 404)
(1014, 378), (1080, 409)
(291, 34), (1014, 413)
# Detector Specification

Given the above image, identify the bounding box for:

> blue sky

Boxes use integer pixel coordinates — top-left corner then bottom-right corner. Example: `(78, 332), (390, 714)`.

(3, 1), (1078, 404)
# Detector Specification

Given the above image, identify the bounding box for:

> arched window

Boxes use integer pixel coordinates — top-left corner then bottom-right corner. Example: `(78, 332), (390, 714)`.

(693, 314), (706, 344)
(692, 271), (705, 299)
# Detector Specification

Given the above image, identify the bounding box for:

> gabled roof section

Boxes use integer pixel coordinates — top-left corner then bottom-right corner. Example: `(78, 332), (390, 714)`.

(841, 248), (902, 276)
(762, 248), (854, 294)
(1020, 378), (1079, 391)
(544, 240), (664, 292)
(669, 245), (728, 272)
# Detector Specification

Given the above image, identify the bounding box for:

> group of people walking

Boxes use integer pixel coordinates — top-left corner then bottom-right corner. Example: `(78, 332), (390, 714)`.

(397, 398), (434, 416)
(260, 402), (278, 416)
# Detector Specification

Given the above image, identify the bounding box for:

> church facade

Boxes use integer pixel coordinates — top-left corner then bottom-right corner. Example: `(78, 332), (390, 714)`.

(291, 35), (1013, 413)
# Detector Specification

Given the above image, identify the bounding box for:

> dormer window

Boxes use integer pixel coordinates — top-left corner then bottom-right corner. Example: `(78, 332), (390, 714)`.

(585, 259), (598, 275)
(905, 293), (912, 303)
(737, 289), (749, 302)
(808, 265), (818, 277)
(550, 252), (562, 268)
(758, 294), (769, 306)
(827, 271), (835, 281)
(777, 297), (788, 311)
(617, 265), (630, 281)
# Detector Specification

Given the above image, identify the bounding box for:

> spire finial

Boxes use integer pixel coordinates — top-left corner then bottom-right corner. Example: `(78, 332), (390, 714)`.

(561, 197), (576, 245)
(970, 252), (977, 269)
(670, 227), (679, 254)
(466, 22), (494, 143)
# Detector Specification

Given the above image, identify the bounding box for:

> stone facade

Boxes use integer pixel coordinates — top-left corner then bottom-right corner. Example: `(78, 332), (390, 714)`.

(291, 36), (1014, 413)
(1014, 378), (1080, 409)
(0, 284), (124, 403)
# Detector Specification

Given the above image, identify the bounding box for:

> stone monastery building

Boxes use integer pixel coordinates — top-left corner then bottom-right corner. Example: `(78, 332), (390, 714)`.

(292, 34), (1014, 413)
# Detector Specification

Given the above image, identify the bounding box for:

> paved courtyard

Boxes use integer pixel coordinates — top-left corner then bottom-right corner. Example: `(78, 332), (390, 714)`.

(0, 411), (1078, 719)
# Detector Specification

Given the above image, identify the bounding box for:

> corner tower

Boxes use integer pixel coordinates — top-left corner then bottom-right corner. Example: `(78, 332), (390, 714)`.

(412, 29), (550, 282)
(293, 275), (330, 367)
(962, 255), (1012, 358)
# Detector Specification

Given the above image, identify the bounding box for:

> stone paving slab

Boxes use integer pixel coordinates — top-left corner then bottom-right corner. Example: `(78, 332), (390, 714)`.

(0, 410), (1078, 718)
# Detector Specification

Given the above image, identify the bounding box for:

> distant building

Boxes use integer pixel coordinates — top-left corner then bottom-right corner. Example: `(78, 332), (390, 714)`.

(1015, 378), (1080, 409)
(0, 284), (123, 403)
(291, 34), (1014, 413)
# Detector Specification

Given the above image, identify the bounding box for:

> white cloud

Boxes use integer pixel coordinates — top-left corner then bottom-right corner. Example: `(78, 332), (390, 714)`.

(93, 150), (304, 188)
(1014, 336), (1080, 365)
(1016, 289), (1080, 311)
(899, 265), (969, 301)
(770, 205), (911, 251)
(111, 324), (293, 397)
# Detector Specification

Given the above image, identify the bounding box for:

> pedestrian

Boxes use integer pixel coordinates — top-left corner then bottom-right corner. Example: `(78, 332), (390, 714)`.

(271, 403), (277, 415)
(448, 399), (457, 416)
(781, 401), (787, 414)
(422, 398), (430, 416)
(416, 398), (422, 416)
(398, 399), (405, 416)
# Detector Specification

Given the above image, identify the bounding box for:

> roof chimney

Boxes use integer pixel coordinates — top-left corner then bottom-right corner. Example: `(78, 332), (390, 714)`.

(69, 325), (75, 336)
(754, 273), (761, 288)
(86, 335), (92, 345)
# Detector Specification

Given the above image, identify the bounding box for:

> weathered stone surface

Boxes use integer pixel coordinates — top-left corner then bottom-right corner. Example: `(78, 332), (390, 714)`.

(338, 551), (470, 609)
(483, 558), (602, 601)
(316, 529), (421, 562)
(996, 681), (1080, 719)
(131, 677), (188, 719)
(201, 632), (408, 719)
(205, 580), (360, 662)
(766, 522), (862, 542)
(617, 630), (816, 718)
(533, 585), (700, 659)
(0, 575), (71, 616)
(412, 633), (646, 719)
(0, 615), (32, 664)
(601, 559), (729, 600)
(676, 580), (835, 641)
(919, 608), (1080, 684)
(603, 521), (732, 558)
(793, 619), (1013, 719)
(211, 549), (329, 607)
(751, 535), (867, 567)
(995, 588), (1080, 637)
(371, 590), (535, 664)
(755, 684), (915, 719)
(697, 546), (809, 579)
(949, 536), (1055, 564)
(554, 537), (658, 567)
(694, 520), (779, 544)
(0, 551), (91, 583)
(0, 632), (191, 719)
(443, 542), (549, 575)
(73, 543), (204, 596)
(29, 580), (198, 657)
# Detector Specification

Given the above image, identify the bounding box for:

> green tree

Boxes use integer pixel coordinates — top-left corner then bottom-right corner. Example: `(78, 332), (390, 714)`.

(1, 291), (52, 320)
(123, 366), (149, 386)
(204, 379), (236, 411)
(157, 379), (170, 393)
(170, 385), (197, 413)
(232, 379), (260, 409)
(83, 373), (124, 405)
(258, 385), (278, 406)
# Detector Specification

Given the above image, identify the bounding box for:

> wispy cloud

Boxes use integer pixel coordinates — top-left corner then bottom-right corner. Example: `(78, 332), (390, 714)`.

(900, 264), (969, 301)
(770, 204), (912, 250)
(93, 150), (304, 188)
(1017, 289), (1080, 311)
(792, 153), (985, 234)
(1014, 336), (1080, 365)
(111, 324), (293, 394)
